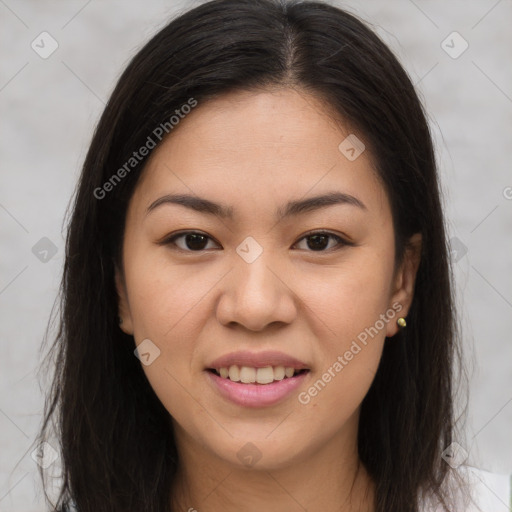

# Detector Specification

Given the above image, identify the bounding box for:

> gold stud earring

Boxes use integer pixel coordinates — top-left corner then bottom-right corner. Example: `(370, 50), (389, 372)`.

(397, 317), (407, 328)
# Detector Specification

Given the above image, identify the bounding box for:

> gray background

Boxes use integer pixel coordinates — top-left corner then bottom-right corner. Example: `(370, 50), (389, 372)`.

(1, 1), (511, 510)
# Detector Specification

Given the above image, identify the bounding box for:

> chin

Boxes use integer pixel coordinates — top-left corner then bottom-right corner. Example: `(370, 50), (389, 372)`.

(203, 430), (309, 472)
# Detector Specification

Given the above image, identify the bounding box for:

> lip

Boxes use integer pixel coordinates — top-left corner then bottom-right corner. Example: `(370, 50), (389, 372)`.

(205, 369), (310, 408)
(206, 350), (310, 370)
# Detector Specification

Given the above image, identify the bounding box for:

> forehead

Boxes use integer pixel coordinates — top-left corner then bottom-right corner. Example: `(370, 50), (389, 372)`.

(130, 88), (389, 222)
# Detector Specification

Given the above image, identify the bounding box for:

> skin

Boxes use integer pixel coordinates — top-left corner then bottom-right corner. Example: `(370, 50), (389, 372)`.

(115, 87), (422, 512)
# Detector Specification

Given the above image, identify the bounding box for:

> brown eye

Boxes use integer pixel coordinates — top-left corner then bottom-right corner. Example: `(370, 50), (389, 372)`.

(294, 231), (349, 252)
(166, 231), (220, 252)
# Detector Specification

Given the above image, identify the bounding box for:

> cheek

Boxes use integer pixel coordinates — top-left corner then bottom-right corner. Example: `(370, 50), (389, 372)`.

(293, 249), (393, 412)
(124, 246), (218, 341)
(298, 249), (394, 345)
(122, 250), (213, 398)
(123, 257), (216, 422)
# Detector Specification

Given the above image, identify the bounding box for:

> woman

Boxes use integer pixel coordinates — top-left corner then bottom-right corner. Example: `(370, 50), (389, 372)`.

(35, 0), (505, 510)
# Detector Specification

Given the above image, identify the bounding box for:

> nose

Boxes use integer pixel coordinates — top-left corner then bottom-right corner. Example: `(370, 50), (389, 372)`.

(215, 251), (298, 332)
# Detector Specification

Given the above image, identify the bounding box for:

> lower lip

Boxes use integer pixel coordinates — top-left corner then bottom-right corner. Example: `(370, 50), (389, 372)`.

(205, 370), (309, 408)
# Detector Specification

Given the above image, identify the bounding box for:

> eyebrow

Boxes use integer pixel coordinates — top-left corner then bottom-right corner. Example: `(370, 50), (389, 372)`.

(145, 191), (367, 220)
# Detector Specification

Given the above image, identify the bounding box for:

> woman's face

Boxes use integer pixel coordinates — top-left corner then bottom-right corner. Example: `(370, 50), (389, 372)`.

(116, 87), (420, 471)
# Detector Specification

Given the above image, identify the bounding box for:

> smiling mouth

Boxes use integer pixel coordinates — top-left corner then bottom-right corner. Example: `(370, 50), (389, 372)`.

(207, 365), (310, 385)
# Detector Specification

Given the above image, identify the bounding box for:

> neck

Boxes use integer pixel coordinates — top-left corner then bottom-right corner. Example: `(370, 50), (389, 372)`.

(170, 421), (376, 512)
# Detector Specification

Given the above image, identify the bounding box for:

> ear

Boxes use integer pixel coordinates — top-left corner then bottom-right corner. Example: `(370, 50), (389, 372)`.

(114, 264), (134, 335)
(385, 233), (422, 338)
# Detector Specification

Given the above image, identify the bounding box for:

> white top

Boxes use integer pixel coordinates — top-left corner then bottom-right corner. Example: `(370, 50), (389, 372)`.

(423, 465), (512, 512)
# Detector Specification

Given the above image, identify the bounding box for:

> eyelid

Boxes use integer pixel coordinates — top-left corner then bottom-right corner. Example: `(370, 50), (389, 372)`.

(159, 229), (354, 252)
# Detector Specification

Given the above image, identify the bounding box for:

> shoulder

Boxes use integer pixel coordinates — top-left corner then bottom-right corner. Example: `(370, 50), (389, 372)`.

(421, 465), (511, 512)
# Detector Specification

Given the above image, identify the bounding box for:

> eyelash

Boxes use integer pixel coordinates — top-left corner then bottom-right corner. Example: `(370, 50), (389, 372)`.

(160, 230), (353, 253)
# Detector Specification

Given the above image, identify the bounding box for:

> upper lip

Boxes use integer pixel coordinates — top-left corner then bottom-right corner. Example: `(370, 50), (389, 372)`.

(207, 350), (310, 370)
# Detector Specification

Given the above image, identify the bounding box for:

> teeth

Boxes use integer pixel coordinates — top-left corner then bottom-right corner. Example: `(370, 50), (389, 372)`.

(256, 366), (274, 384)
(273, 366), (285, 380)
(240, 366), (256, 383)
(215, 365), (303, 384)
(228, 365), (240, 382)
